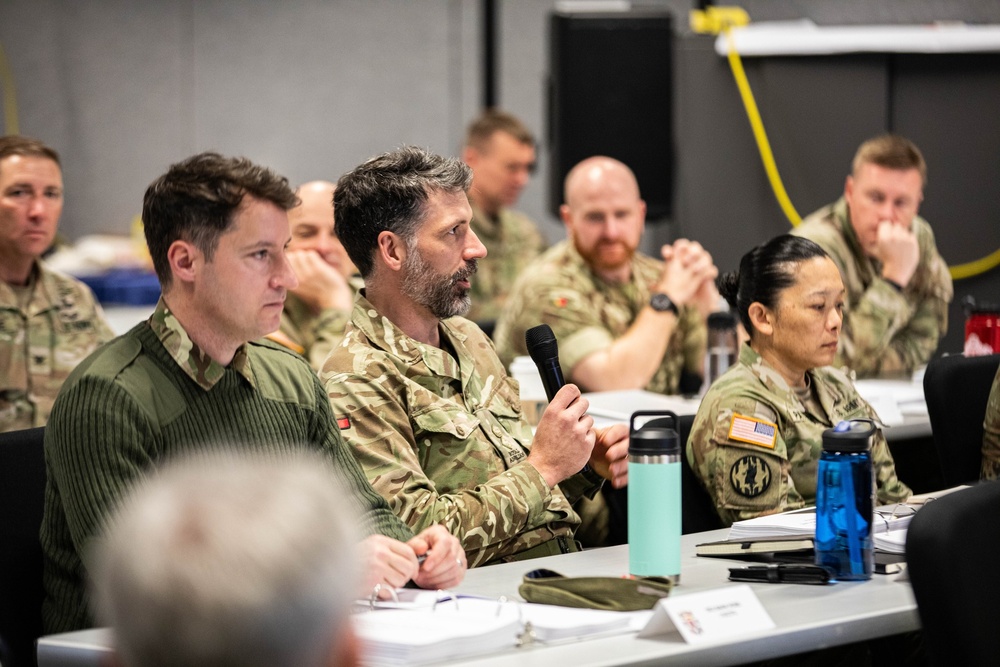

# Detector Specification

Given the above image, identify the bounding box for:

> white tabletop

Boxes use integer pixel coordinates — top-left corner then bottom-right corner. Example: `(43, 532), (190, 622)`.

(584, 386), (932, 441)
(440, 530), (917, 667)
(37, 530), (918, 667)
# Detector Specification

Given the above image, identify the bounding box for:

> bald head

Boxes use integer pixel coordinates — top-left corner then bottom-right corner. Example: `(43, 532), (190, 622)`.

(289, 180), (356, 277)
(291, 180), (336, 225)
(560, 157), (645, 280)
(563, 156), (640, 210)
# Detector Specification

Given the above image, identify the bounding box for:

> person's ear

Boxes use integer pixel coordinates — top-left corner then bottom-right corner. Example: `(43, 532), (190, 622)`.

(747, 302), (774, 337)
(376, 231), (406, 273)
(559, 204), (574, 232)
(166, 240), (200, 285)
(462, 145), (479, 169)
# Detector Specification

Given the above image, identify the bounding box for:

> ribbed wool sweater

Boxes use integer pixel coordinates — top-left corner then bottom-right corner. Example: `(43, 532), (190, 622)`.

(41, 321), (411, 633)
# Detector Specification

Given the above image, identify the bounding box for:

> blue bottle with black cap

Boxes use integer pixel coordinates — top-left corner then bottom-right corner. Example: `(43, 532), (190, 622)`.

(815, 419), (876, 580)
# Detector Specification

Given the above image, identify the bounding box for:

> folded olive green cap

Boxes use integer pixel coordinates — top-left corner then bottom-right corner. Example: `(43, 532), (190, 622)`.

(518, 568), (673, 611)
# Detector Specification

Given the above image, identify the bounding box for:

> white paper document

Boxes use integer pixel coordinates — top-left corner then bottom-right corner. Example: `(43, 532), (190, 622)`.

(354, 598), (647, 666)
(727, 504), (917, 542)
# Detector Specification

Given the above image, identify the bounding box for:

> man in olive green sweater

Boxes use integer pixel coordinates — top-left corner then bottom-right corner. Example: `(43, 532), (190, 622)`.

(41, 152), (466, 634)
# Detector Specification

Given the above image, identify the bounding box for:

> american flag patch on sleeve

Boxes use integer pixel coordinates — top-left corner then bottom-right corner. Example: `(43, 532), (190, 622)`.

(728, 414), (777, 449)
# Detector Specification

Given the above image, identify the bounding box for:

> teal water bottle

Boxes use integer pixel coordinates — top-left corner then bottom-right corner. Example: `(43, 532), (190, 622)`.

(628, 411), (681, 582)
(815, 419), (875, 580)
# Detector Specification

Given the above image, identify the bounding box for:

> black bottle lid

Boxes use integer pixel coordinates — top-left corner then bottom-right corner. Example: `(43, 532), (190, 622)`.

(822, 419), (875, 453)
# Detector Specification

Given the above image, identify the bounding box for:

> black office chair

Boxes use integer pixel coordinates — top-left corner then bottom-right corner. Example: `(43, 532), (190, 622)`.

(907, 480), (1000, 666)
(601, 413), (723, 545)
(923, 352), (1000, 486)
(0, 427), (47, 667)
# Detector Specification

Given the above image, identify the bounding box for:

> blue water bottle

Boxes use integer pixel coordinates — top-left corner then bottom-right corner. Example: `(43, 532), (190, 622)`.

(628, 411), (681, 582)
(815, 419), (876, 580)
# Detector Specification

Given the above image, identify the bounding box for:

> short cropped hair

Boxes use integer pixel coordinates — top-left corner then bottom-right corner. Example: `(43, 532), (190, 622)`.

(852, 134), (927, 186)
(91, 449), (360, 667)
(0, 135), (61, 169)
(718, 234), (829, 339)
(333, 146), (472, 278)
(142, 152), (298, 289)
(464, 108), (534, 151)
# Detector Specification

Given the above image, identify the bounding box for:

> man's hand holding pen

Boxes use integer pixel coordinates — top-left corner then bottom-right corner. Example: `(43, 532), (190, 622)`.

(361, 527), (467, 600)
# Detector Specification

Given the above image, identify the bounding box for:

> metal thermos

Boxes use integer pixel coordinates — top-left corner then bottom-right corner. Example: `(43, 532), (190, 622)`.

(628, 411), (681, 582)
(705, 311), (738, 387)
(815, 419), (876, 581)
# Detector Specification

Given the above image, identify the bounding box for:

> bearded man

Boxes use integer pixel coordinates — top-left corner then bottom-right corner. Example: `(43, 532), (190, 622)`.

(494, 156), (718, 396)
(320, 147), (630, 566)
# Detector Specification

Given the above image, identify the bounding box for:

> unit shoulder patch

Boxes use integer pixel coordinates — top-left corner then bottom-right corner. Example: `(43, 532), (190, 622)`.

(729, 454), (773, 498)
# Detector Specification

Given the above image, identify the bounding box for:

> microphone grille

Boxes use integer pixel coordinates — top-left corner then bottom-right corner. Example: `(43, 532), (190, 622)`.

(525, 324), (559, 363)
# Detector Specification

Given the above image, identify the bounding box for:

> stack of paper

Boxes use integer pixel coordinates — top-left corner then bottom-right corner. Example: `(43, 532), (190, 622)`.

(727, 508), (816, 541)
(727, 505), (916, 542)
(873, 528), (908, 554)
(355, 605), (519, 666)
(353, 598), (640, 665)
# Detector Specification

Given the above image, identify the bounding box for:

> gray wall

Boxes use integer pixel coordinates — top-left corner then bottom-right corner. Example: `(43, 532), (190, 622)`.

(2, 0), (999, 355)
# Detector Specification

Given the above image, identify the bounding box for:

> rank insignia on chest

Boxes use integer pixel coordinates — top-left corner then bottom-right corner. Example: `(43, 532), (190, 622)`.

(336, 416), (351, 430)
(728, 414), (777, 449)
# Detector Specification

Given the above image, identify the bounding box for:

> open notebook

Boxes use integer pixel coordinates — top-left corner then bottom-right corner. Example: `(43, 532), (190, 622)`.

(720, 487), (969, 555)
(353, 597), (649, 666)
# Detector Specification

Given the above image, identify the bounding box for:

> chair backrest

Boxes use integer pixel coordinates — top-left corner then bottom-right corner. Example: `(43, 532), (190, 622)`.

(677, 414), (725, 534)
(0, 427), (47, 667)
(907, 480), (1000, 665)
(923, 353), (1000, 486)
(601, 413), (723, 546)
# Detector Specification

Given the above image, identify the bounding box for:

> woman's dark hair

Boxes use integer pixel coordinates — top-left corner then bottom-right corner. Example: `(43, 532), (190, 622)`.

(717, 235), (829, 337)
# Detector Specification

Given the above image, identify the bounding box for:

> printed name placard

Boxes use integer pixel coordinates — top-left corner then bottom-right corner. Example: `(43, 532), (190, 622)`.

(638, 584), (775, 644)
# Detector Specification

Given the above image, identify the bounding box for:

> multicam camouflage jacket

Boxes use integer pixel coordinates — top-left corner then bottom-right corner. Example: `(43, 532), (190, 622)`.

(465, 203), (547, 324)
(687, 344), (912, 527)
(493, 240), (706, 393)
(981, 365), (1000, 480)
(794, 198), (953, 378)
(0, 260), (114, 432)
(268, 275), (364, 372)
(321, 294), (602, 566)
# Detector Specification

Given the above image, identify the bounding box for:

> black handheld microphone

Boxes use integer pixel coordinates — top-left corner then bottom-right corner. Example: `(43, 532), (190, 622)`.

(525, 323), (592, 475)
(525, 324), (565, 401)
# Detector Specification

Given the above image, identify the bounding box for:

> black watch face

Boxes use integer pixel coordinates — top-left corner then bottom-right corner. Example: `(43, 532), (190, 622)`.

(651, 293), (675, 313)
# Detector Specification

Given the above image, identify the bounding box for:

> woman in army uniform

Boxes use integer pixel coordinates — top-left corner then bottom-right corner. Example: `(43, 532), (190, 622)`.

(686, 234), (911, 526)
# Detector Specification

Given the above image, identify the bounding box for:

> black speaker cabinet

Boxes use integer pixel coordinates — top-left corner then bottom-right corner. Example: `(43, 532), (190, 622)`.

(548, 10), (674, 220)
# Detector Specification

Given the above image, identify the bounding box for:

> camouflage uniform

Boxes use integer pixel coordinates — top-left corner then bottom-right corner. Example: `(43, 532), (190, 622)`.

(493, 240), (706, 393)
(466, 203), (547, 324)
(321, 293), (603, 567)
(268, 275), (364, 372)
(687, 344), (911, 527)
(794, 198), (953, 377)
(0, 260), (114, 432)
(981, 365), (1000, 480)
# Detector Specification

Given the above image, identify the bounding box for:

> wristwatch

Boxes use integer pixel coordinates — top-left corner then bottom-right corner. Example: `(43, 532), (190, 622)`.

(649, 292), (679, 315)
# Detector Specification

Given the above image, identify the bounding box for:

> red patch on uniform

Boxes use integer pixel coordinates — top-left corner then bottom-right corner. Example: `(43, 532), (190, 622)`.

(553, 297), (568, 308)
(336, 417), (351, 430)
